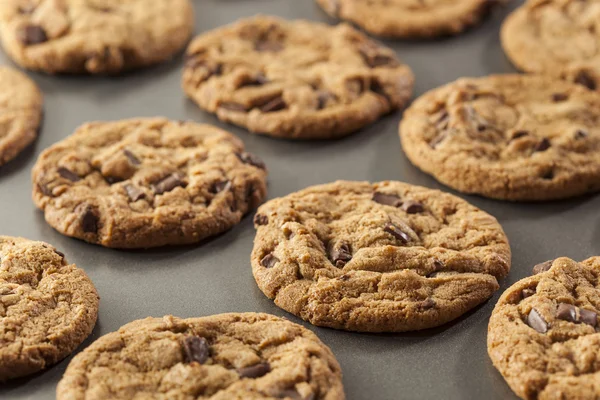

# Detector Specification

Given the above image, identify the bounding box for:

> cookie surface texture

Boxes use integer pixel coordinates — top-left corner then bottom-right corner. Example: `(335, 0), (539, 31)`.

(57, 313), (345, 400)
(251, 180), (511, 332)
(0, 66), (43, 166)
(488, 257), (600, 400)
(502, 0), (600, 92)
(0, 0), (194, 74)
(32, 118), (268, 248)
(400, 74), (600, 201)
(0, 236), (99, 380)
(315, 0), (500, 38)
(183, 16), (414, 140)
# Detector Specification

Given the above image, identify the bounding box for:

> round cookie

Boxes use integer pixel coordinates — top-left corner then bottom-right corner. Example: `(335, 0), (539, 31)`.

(0, 66), (43, 166)
(315, 0), (503, 39)
(0, 0), (194, 74)
(182, 16), (414, 140)
(251, 180), (511, 333)
(488, 257), (600, 400)
(502, 0), (600, 92)
(57, 313), (345, 400)
(32, 118), (268, 248)
(400, 74), (600, 201)
(0, 236), (99, 380)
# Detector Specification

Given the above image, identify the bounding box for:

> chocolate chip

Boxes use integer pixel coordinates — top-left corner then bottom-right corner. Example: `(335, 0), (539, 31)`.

(124, 184), (145, 202)
(419, 298), (436, 310)
(534, 138), (551, 152)
(54, 250), (65, 259)
(152, 173), (186, 195)
(255, 40), (284, 52)
(433, 259), (444, 271)
(123, 149), (141, 165)
(372, 192), (402, 207)
(532, 260), (553, 275)
(359, 48), (397, 68)
(579, 309), (598, 327)
(17, 24), (48, 45)
(575, 129), (588, 139)
(330, 241), (352, 268)
(211, 180), (231, 194)
(58, 167), (81, 182)
(317, 91), (336, 110)
(237, 362), (271, 378)
(261, 254), (279, 268)
(429, 132), (448, 149)
(254, 214), (268, 226)
(241, 73), (270, 87)
(556, 303), (577, 323)
(220, 102), (248, 112)
(38, 183), (53, 197)
(510, 130), (529, 141)
(77, 205), (98, 234)
(384, 223), (410, 244)
(260, 96), (286, 113)
(574, 70), (597, 90)
(521, 288), (535, 299)
(182, 336), (209, 364)
(527, 309), (548, 333)
(551, 93), (568, 102)
(237, 152), (266, 170)
(401, 200), (424, 214)
(369, 80), (391, 104)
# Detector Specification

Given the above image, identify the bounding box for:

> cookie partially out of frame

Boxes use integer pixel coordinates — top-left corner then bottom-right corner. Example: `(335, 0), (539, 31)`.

(32, 118), (268, 248)
(488, 257), (600, 400)
(57, 313), (345, 400)
(0, 66), (42, 166)
(502, 0), (600, 92)
(315, 0), (504, 39)
(251, 180), (511, 332)
(0, 236), (99, 380)
(183, 16), (414, 140)
(400, 74), (600, 201)
(0, 0), (194, 74)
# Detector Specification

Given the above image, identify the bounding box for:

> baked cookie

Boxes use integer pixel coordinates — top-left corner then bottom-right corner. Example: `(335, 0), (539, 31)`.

(0, 236), (99, 380)
(0, 66), (43, 166)
(182, 16), (414, 140)
(0, 0), (194, 74)
(488, 257), (600, 400)
(57, 313), (345, 400)
(251, 180), (511, 332)
(400, 74), (600, 201)
(502, 0), (600, 92)
(32, 118), (268, 248)
(315, 0), (504, 39)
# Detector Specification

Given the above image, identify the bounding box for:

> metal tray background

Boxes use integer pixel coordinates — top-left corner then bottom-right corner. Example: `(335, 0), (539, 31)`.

(2, 1), (596, 399)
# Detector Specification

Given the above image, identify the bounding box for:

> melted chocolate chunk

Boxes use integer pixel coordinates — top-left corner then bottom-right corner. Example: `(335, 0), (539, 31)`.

(254, 213), (268, 226)
(532, 260), (553, 275)
(77, 204), (98, 234)
(521, 288), (535, 299)
(575, 129), (588, 139)
(261, 254), (279, 268)
(183, 336), (210, 364)
(241, 73), (270, 87)
(372, 192), (402, 207)
(211, 180), (231, 194)
(510, 130), (529, 141)
(17, 24), (48, 45)
(556, 303), (577, 323)
(360, 51), (397, 68)
(152, 173), (186, 194)
(551, 93), (568, 102)
(579, 309), (598, 327)
(124, 184), (145, 202)
(401, 200), (424, 214)
(527, 308), (548, 333)
(574, 70), (597, 90)
(419, 298), (436, 310)
(384, 223), (410, 244)
(58, 167), (81, 182)
(237, 362), (271, 378)
(260, 96), (286, 113)
(38, 183), (53, 197)
(237, 152), (266, 170)
(534, 138), (551, 152)
(330, 241), (352, 268)
(123, 149), (141, 165)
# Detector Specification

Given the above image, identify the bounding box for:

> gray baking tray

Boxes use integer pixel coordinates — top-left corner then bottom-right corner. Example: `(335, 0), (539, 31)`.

(2, 1), (596, 399)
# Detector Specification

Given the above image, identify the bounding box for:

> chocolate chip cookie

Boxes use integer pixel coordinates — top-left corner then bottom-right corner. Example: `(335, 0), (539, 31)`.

(0, 66), (43, 166)
(57, 313), (345, 400)
(502, 0), (600, 92)
(315, 0), (504, 39)
(32, 118), (268, 248)
(400, 74), (600, 201)
(182, 16), (414, 140)
(251, 180), (511, 332)
(0, 236), (99, 380)
(488, 257), (600, 400)
(0, 0), (194, 74)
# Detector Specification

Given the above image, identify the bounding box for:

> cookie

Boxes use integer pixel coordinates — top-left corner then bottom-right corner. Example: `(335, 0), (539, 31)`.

(57, 313), (345, 400)
(502, 0), (600, 92)
(32, 118), (268, 248)
(400, 74), (600, 201)
(488, 257), (600, 400)
(0, 0), (194, 74)
(251, 180), (511, 332)
(0, 66), (43, 166)
(0, 236), (99, 380)
(182, 16), (414, 140)
(315, 0), (503, 39)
